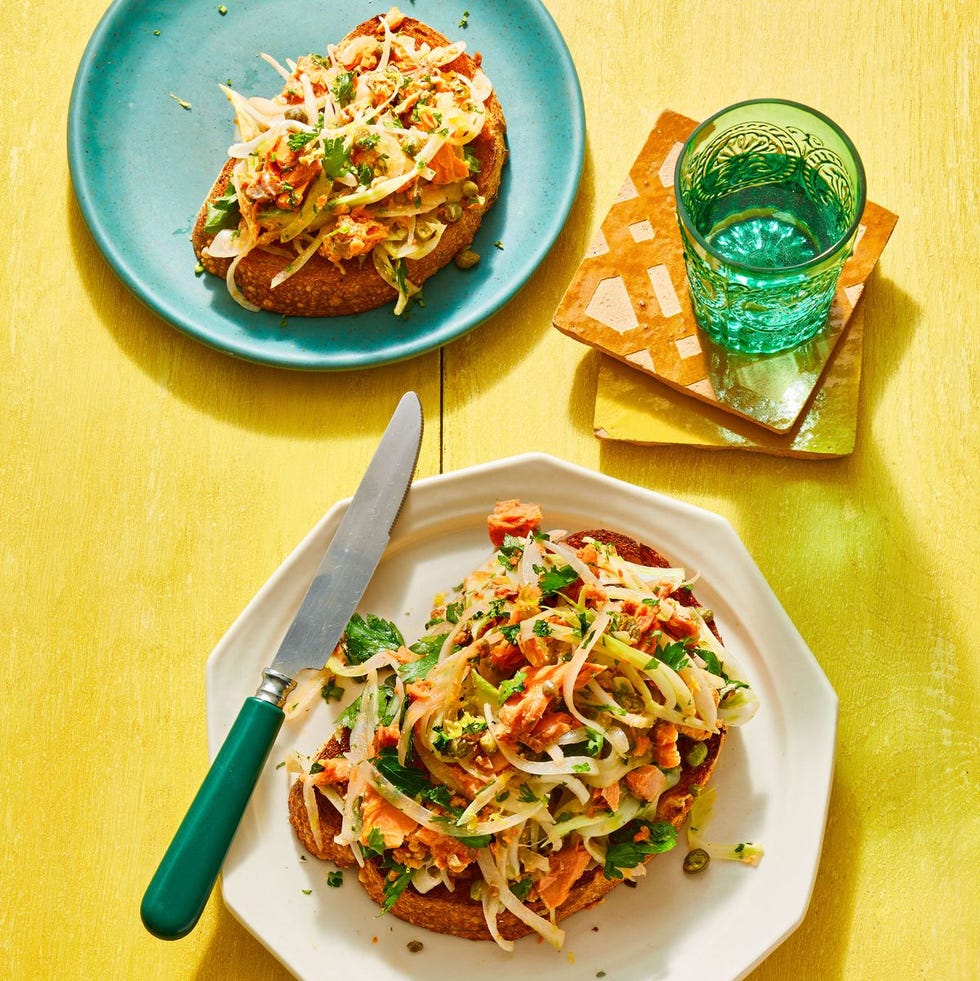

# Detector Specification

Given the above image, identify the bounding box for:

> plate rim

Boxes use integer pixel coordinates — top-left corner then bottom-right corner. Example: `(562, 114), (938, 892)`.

(204, 452), (838, 981)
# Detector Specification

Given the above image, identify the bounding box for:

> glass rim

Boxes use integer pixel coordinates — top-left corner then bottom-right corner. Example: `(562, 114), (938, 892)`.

(674, 98), (868, 275)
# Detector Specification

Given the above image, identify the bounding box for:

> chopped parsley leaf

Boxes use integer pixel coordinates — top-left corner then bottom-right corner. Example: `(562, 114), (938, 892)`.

(320, 678), (343, 702)
(517, 782), (540, 804)
(498, 669), (526, 702)
(656, 640), (692, 671)
(204, 183), (239, 233)
(603, 821), (677, 879)
(344, 613), (404, 665)
(499, 623), (520, 644)
(380, 858), (413, 913)
(534, 563), (579, 597)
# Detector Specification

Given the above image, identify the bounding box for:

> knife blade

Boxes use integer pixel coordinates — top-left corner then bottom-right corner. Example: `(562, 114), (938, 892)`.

(141, 391), (423, 941)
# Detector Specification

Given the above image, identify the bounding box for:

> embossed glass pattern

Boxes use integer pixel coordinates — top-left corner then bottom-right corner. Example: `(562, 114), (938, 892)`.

(675, 100), (866, 354)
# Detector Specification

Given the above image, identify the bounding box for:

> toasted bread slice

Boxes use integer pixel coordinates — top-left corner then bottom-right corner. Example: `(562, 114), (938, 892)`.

(289, 727), (724, 941)
(288, 530), (727, 943)
(192, 14), (507, 317)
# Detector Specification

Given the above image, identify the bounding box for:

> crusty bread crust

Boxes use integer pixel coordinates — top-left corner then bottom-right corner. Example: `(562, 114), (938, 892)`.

(288, 530), (728, 943)
(192, 16), (507, 317)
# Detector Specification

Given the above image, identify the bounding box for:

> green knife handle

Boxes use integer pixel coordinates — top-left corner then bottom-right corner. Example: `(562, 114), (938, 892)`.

(140, 696), (284, 940)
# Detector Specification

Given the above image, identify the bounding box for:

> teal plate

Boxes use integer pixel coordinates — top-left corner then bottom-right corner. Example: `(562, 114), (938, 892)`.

(68, 0), (584, 370)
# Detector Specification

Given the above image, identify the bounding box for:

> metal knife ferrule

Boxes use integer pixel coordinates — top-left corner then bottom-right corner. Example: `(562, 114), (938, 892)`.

(254, 668), (296, 706)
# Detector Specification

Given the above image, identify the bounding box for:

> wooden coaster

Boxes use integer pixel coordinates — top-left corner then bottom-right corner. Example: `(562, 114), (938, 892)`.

(553, 109), (898, 433)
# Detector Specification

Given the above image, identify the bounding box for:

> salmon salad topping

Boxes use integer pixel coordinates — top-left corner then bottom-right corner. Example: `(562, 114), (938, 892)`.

(203, 7), (496, 314)
(287, 501), (760, 950)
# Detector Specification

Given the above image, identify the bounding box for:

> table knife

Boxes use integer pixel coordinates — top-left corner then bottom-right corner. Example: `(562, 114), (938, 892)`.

(141, 390), (423, 940)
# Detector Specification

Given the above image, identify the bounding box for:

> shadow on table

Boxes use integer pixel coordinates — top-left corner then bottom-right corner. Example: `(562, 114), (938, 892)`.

(65, 182), (438, 441)
(563, 271), (959, 977)
(193, 902), (293, 980)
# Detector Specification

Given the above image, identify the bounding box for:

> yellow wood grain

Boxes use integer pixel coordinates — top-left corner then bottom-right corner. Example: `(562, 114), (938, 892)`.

(1, 1), (977, 979)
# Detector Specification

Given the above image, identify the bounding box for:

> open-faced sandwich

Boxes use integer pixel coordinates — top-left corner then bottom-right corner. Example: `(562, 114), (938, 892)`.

(287, 501), (759, 950)
(193, 7), (507, 317)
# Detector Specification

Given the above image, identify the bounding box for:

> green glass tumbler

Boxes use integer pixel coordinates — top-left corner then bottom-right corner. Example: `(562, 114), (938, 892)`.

(674, 99), (866, 355)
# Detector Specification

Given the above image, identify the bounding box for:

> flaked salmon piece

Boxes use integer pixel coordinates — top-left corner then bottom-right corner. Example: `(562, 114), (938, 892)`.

(653, 721), (681, 769)
(587, 780), (621, 816)
(623, 764), (666, 803)
(575, 542), (600, 574)
(657, 596), (699, 641)
(497, 662), (604, 745)
(487, 499), (543, 547)
(373, 722), (401, 754)
(522, 711), (575, 753)
(394, 825), (478, 874)
(359, 785), (418, 849)
(578, 581), (609, 611)
(406, 678), (434, 702)
(429, 142), (471, 184)
(536, 841), (591, 910)
(632, 732), (652, 757)
(596, 781), (621, 812)
(486, 639), (524, 675)
(442, 762), (486, 800)
(309, 757), (351, 787)
(391, 645), (417, 664)
(517, 631), (549, 666)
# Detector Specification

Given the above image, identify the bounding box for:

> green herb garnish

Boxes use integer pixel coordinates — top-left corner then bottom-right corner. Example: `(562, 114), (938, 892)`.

(534, 563), (579, 597)
(498, 669), (526, 701)
(344, 613), (404, 665)
(204, 183), (239, 234)
(603, 821), (677, 880)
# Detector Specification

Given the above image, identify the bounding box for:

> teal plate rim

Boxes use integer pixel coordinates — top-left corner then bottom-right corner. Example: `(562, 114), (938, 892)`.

(67, 0), (585, 370)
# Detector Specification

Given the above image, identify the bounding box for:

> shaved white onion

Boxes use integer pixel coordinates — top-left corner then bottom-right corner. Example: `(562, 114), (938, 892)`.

(269, 227), (331, 289)
(584, 679), (655, 729)
(283, 667), (333, 719)
(299, 71), (318, 126)
(335, 762), (368, 850)
(301, 773), (323, 850)
(204, 228), (246, 259)
(455, 775), (508, 827)
(468, 68), (494, 102)
(560, 610), (610, 732)
(224, 249), (261, 312)
(476, 849), (565, 951)
(227, 120), (301, 160)
(259, 51), (291, 80)
(423, 41), (466, 67)
(466, 806), (543, 837)
(682, 666), (718, 731)
(347, 669), (380, 762)
(492, 726), (598, 778)
(542, 538), (601, 586)
(519, 536), (543, 585)
(326, 649), (399, 678)
(410, 866), (444, 895)
(480, 889), (514, 952)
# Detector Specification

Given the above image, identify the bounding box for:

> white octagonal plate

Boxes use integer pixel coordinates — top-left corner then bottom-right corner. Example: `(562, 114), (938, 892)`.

(205, 453), (837, 981)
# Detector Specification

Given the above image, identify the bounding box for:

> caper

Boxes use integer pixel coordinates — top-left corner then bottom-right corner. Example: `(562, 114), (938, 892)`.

(440, 201), (463, 223)
(683, 848), (710, 874)
(406, 939), (424, 953)
(454, 249), (480, 270)
(462, 180), (480, 198)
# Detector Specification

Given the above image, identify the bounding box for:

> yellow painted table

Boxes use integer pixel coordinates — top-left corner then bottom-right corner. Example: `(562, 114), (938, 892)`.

(2, 1), (977, 978)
